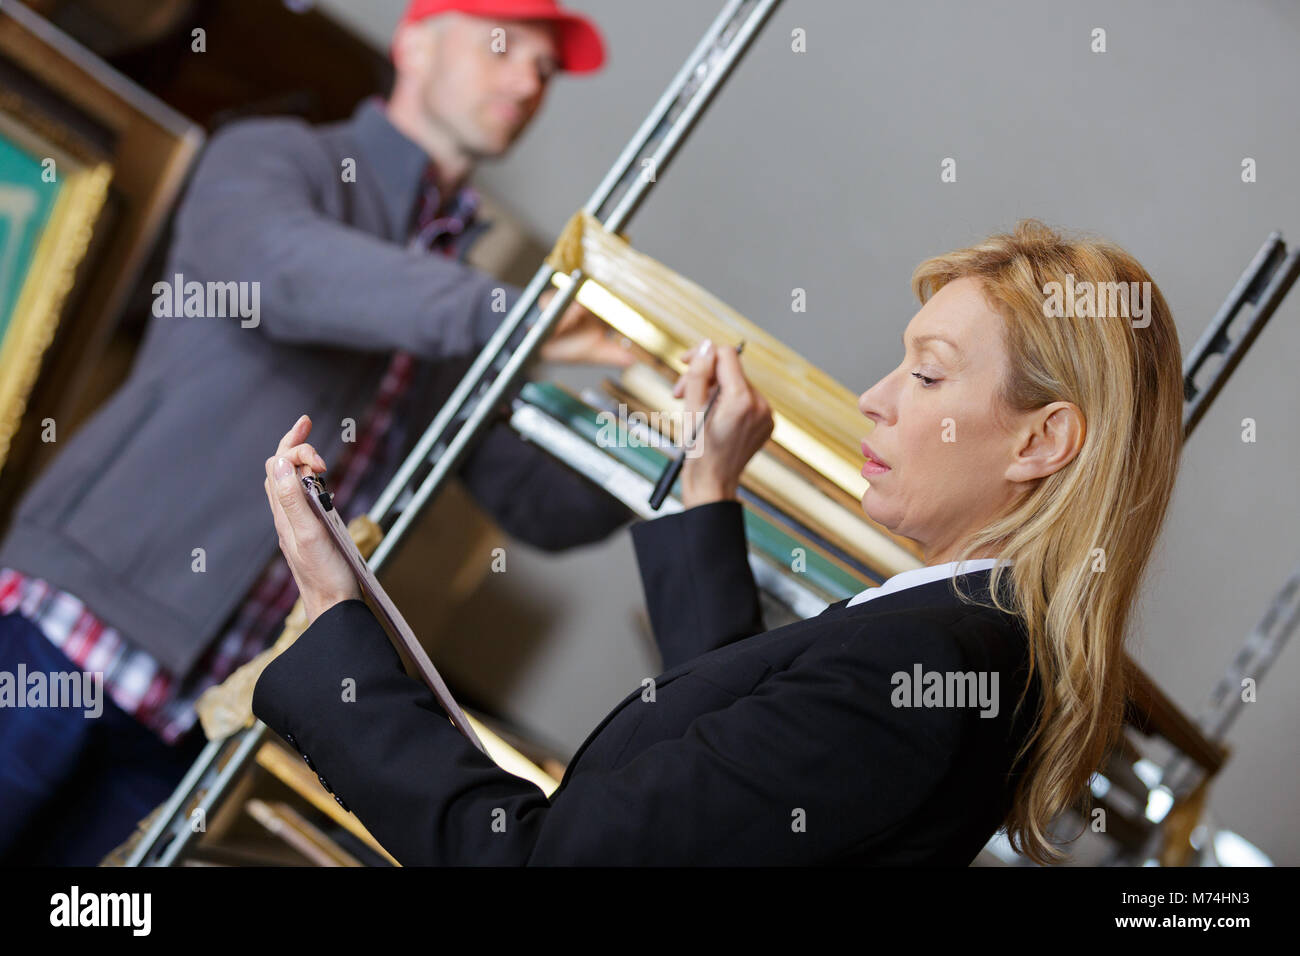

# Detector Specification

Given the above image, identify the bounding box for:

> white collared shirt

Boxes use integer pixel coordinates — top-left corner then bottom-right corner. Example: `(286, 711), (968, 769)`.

(845, 558), (1002, 608)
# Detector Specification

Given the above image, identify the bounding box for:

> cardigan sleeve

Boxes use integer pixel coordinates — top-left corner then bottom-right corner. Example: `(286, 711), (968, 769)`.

(170, 119), (517, 358)
(251, 596), (969, 865)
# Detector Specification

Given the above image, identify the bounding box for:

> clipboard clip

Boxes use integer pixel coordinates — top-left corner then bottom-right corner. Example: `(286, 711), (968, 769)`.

(301, 473), (334, 512)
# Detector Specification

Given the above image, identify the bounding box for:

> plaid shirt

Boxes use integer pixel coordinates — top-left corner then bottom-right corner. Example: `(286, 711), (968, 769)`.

(1, 164), (479, 745)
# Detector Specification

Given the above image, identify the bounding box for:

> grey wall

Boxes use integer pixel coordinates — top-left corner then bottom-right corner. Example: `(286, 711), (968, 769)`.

(321, 0), (1300, 864)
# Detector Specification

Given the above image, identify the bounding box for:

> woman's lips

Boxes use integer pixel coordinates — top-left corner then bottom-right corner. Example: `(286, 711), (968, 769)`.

(861, 440), (891, 476)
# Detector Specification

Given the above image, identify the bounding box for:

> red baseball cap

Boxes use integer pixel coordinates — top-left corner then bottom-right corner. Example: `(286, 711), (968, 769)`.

(395, 0), (605, 73)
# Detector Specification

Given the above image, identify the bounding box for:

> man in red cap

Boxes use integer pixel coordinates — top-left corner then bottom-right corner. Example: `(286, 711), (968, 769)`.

(388, 2), (606, 249)
(0, 1), (628, 864)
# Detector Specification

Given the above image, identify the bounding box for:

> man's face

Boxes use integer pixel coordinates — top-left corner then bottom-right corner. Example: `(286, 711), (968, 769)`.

(401, 13), (559, 157)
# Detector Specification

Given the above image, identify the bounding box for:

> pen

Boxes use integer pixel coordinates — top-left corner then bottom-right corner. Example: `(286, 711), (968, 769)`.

(648, 340), (745, 511)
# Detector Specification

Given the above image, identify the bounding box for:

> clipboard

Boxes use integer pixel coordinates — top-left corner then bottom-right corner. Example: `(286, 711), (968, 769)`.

(299, 471), (488, 756)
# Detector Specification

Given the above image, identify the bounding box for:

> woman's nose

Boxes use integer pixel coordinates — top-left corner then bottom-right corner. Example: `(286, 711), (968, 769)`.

(858, 378), (886, 422)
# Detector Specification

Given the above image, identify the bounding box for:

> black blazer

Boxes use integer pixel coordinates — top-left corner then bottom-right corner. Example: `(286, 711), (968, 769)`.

(252, 501), (1040, 865)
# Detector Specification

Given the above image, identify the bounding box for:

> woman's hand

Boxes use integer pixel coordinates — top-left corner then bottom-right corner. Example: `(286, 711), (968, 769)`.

(673, 340), (774, 508)
(264, 415), (361, 626)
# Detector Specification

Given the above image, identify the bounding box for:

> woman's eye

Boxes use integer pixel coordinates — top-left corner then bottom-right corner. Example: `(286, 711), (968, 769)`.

(911, 371), (939, 387)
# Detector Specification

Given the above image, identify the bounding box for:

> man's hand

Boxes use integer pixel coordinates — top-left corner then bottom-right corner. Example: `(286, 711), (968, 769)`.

(264, 415), (362, 626)
(537, 287), (635, 367)
(673, 340), (774, 508)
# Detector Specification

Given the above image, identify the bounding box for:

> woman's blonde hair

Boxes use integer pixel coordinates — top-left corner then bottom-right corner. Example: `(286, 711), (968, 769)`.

(910, 219), (1184, 864)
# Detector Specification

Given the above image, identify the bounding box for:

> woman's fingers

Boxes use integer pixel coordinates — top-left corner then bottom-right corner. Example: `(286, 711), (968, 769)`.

(262, 416), (363, 626)
(672, 341), (772, 449)
(712, 343), (748, 392)
(262, 417), (331, 559)
(676, 341), (750, 399)
(264, 474), (294, 547)
(290, 443), (326, 472)
(277, 414), (312, 456)
(270, 416), (326, 472)
(682, 339), (717, 413)
(264, 457), (322, 553)
(272, 456), (316, 537)
(265, 417), (327, 484)
(675, 340), (711, 396)
(263, 447), (322, 487)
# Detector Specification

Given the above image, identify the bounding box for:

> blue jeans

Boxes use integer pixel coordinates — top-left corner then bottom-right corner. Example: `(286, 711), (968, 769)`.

(0, 611), (206, 864)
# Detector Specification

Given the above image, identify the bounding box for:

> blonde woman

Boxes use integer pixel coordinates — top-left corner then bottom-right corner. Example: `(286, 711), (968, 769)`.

(253, 220), (1183, 865)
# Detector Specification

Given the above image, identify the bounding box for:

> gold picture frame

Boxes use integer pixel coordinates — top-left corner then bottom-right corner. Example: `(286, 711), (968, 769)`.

(0, 104), (113, 474)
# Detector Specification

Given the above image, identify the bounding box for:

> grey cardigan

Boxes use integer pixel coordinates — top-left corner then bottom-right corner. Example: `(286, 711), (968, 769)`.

(0, 99), (628, 676)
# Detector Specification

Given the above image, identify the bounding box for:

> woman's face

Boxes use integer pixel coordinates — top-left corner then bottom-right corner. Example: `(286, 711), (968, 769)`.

(856, 276), (1036, 563)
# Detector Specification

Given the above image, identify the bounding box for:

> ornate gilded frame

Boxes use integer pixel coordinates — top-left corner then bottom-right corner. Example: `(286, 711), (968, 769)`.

(0, 3), (201, 508)
(0, 96), (113, 473)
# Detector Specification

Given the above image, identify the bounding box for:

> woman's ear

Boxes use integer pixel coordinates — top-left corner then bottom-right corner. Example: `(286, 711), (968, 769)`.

(1007, 401), (1086, 483)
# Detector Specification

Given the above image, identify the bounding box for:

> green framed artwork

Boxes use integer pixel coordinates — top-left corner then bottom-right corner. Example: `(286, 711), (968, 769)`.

(0, 107), (112, 475)
(0, 132), (62, 330)
(0, 3), (200, 502)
